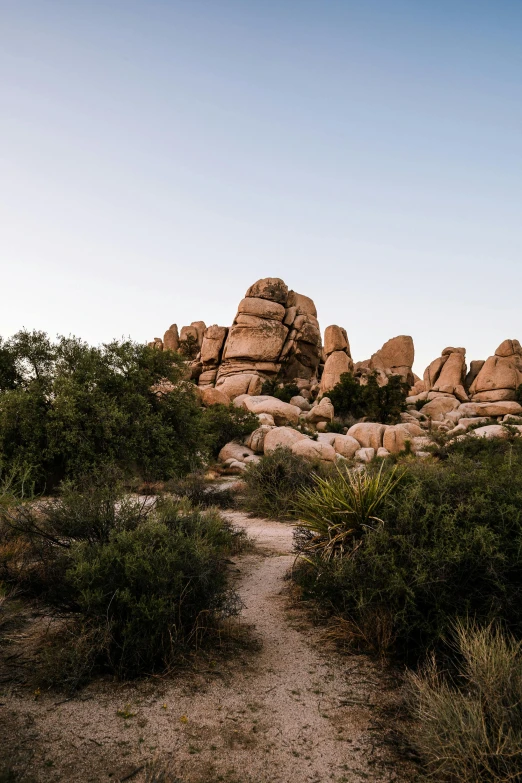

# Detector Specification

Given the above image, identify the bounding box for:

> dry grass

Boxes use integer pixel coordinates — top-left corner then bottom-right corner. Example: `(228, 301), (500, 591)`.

(407, 621), (522, 782)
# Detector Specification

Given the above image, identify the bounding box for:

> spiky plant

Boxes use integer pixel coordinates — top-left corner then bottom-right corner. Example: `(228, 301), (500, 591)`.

(294, 462), (403, 562)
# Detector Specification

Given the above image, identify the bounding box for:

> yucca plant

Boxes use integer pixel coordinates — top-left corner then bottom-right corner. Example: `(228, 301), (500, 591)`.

(294, 463), (403, 561)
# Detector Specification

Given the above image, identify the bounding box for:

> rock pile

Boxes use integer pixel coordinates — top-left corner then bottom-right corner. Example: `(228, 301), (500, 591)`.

(148, 277), (522, 470)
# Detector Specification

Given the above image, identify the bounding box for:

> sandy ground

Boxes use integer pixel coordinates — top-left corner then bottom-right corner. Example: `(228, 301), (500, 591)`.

(0, 511), (416, 783)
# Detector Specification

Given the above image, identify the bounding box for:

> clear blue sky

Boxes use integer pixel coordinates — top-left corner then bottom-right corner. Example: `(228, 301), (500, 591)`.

(2, 0), (521, 374)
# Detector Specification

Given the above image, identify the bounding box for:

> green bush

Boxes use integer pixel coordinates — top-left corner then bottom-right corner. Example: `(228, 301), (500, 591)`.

(260, 378), (300, 403)
(1, 479), (244, 683)
(0, 331), (247, 489)
(242, 447), (324, 519)
(407, 621), (522, 783)
(328, 372), (408, 424)
(201, 404), (258, 459)
(294, 464), (404, 562)
(293, 441), (522, 660)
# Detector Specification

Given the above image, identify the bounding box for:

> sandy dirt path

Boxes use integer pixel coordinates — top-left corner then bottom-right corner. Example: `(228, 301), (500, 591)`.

(0, 512), (414, 783)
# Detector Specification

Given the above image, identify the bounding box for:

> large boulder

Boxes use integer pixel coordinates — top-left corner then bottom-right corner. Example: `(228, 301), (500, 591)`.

(458, 400), (522, 418)
(237, 297), (286, 321)
(324, 325), (350, 357)
(470, 340), (522, 402)
(199, 387), (230, 407)
(333, 434), (360, 459)
(306, 397), (335, 425)
(383, 424), (418, 454)
(218, 442), (255, 463)
(243, 397), (301, 426)
(286, 290), (317, 317)
(223, 321), (288, 362)
(245, 425), (273, 453)
(347, 422), (387, 450)
(200, 325), (228, 366)
(320, 351), (353, 395)
(163, 324), (179, 352)
(263, 427), (308, 453)
(246, 277), (289, 305)
(421, 395), (460, 421)
(292, 439), (336, 462)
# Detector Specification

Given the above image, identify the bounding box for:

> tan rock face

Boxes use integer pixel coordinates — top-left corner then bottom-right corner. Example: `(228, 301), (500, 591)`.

(306, 397), (334, 425)
(320, 351), (353, 395)
(458, 401), (522, 418)
(245, 425), (273, 453)
(237, 297), (286, 321)
(469, 340), (522, 402)
(163, 324), (179, 352)
(347, 423), (387, 450)
(246, 277), (289, 305)
(292, 439), (336, 462)
(263, 426), (307, 453)
(421, 396), (460, 421)
(374, 335), (414, 374)
(199, 387), (230, 407)
(200, 325), (228, 365)
(333, 434), (360, 459)
(383, 424), (416, 454)
(324, 326), (350, 357)
(245, 397), (301, 427)
(286, 291), (317, 317)
(433, 351), (466, 393)
(216, 374), (262, 399)
(223, 321), (288, 362)
(218, 442), (255, 463)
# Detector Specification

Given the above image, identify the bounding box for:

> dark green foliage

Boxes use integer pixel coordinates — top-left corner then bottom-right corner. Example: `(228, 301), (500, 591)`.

(324, 419), (345, 434)
(260, 378), (300, 403)
(178, 334), (200, 359)
(0, 331), (215, 489)
(328, 372), (408, 424)
(1, 479), (243, 682)
(242, 447), (325, 519)
(293, 440), (522, 662)
(201, 404), (258, 459)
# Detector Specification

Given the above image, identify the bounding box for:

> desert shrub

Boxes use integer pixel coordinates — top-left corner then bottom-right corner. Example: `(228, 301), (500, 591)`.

(407, 621), (522, 783)
(165, 472), (237, 509)
(201, 404), (258, 459)
(178, 333), (200, 359)
(242, 447), (323, 519)
(0, 481), (243, 682)
(324, 419), (345, 434)
(293, 443), (522, 660)
(260, 378), (300, 403)
(294, 464), (404, 562)
(328, 372), (408, 424)
(0, 331), (212, 489)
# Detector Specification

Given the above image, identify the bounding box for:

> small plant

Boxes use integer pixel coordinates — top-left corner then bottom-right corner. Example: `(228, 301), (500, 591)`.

(325, 419), (345, 434)
(242, 447), (322, 519)
(414, 398), (426, 411)
(294, 463), (404, 562)
(260, 378), (300, 403)
(407, 621), (522, 783)
(201, 404), (258, 459)
(178, 333), (200, 359)
(165, 471), (237, 509)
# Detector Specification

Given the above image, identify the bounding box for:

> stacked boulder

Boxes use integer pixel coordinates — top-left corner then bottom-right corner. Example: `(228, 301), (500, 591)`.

(354, 335), (415, 387)
(213, 278), (322, 399)
(469, 339), (522, 402)
(320, 326), (353, 394)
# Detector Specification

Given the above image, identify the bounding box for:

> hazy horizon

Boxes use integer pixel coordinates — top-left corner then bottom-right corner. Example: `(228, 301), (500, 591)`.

(2, 0), (521, 375)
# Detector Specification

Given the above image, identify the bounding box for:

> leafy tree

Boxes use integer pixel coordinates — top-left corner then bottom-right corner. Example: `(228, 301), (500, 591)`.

(327, 372), (408, 424)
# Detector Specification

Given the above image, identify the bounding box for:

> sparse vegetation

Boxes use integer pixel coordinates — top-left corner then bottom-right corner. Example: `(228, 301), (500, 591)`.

(0, 476), (245, 685)
(407, 621), (522, 783)
(260, 378), (300, 403)
(242, 447), (324, 519)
